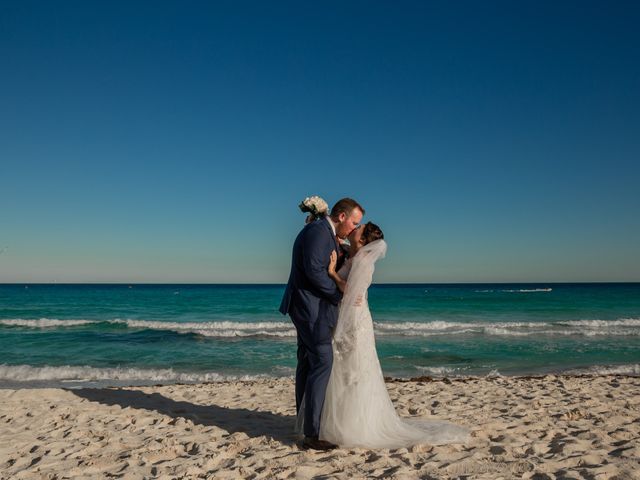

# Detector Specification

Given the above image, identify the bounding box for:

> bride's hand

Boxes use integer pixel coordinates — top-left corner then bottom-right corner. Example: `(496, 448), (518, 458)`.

(329, 250), (337, 274)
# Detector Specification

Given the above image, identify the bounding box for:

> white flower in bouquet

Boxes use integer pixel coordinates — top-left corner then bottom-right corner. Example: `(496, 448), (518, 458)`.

(299, 196), (329, 223)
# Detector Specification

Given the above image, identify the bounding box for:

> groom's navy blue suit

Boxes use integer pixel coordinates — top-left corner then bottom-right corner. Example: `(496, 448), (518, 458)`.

(280, 217), (342, 438)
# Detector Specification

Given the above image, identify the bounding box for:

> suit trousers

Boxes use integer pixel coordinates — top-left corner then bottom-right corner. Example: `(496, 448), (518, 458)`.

(292, 315), (334, 438)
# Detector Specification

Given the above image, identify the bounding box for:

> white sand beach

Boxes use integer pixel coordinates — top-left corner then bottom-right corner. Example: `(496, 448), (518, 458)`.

(1, 375), (639, 479)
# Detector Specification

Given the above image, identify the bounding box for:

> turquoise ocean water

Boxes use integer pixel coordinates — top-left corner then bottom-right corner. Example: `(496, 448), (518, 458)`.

(1, 283), (639, 388)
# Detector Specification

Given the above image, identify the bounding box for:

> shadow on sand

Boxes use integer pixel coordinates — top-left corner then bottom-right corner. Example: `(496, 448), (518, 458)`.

(68, 387), (298, 445)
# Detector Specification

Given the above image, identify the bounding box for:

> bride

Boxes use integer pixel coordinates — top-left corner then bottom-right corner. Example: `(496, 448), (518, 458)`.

(315, 222), (470, 449)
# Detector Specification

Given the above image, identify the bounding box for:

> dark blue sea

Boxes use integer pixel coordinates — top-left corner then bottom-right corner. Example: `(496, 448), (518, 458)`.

(1, 283), (639, 388)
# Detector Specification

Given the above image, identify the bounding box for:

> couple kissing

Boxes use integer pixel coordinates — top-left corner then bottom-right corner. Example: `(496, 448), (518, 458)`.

(280, 197), (469, 450)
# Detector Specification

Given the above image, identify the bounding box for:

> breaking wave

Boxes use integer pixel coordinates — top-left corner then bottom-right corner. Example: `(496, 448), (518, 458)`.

(414, 365), (460, 376)
(118, 319), (296, 337)
(0, 318), (97, 328)
(2, 317), (640, 338)
(373, 318), (640, 337)
(0, 364), (269, 385)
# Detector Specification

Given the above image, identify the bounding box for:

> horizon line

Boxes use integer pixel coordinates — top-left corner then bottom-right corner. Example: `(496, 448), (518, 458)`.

(1, 281), (639, 286)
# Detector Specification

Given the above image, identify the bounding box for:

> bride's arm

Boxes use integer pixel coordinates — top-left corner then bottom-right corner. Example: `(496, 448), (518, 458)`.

(328, 250), (346, 292)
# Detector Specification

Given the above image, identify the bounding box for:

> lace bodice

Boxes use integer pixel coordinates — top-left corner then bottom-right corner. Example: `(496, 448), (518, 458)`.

(337, 257), (353, 281)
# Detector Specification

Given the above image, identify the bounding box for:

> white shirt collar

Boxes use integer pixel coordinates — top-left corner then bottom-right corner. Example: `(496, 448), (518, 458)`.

(326, 216), (337, 236)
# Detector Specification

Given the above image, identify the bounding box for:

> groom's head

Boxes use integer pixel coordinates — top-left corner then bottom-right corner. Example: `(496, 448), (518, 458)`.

(330, 198), (365, 239)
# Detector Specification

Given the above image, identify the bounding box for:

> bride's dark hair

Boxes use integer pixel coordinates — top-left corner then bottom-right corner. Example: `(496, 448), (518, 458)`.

(361, 222), (384, 245)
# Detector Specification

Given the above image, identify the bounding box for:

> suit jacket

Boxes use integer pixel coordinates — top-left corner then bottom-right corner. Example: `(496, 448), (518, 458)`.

(279, 217), (343, 329)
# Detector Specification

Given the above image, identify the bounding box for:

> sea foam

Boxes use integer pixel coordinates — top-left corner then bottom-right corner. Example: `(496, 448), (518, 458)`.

(0, 318), (97, 328)
(117, 319), (296, 337)
(2, 317), (640, 338)
(0, 364), (268, 384)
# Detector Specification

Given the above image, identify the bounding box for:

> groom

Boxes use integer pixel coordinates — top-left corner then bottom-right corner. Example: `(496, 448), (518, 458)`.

(280, 198), (364, 450)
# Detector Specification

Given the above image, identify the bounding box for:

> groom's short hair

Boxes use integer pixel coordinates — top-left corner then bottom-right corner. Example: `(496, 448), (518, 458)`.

(330, 198), (365, 219)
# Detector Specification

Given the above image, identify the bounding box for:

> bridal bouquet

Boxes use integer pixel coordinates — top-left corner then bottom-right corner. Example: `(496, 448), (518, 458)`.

(299, 196), (329, 223)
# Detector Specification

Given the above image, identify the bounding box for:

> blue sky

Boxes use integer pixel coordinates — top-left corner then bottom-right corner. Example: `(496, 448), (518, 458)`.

(1, 1), (639, 283)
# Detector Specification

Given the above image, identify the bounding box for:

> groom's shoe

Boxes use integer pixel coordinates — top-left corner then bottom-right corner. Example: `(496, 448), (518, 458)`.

(302, 436), (337, 451)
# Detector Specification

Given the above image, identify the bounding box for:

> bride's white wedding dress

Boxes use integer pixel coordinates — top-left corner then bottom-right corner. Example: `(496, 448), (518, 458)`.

(317, 239), (470, 448)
